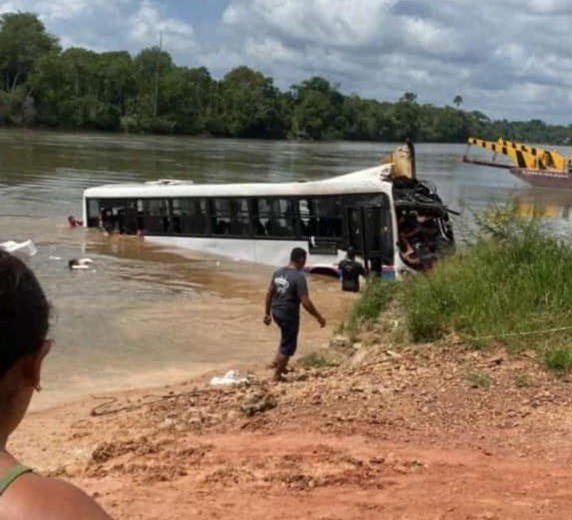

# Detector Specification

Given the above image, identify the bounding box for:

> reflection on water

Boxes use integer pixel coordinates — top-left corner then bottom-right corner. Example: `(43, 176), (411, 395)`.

(512, 190), (571, 219)
(0, 130), (570, 408)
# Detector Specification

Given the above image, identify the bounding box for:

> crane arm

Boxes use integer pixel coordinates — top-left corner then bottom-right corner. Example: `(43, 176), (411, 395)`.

(467, 137), (569, 171)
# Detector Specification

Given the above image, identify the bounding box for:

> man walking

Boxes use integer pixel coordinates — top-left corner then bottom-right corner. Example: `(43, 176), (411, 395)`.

(264, 247), (326, 381)
(338, 246), (366, 292)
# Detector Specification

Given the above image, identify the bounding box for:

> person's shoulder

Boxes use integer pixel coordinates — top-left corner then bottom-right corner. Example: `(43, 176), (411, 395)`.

(272, 265), (287, 275)
(270, 267), (282, 279)
(6, 474), (112, 519)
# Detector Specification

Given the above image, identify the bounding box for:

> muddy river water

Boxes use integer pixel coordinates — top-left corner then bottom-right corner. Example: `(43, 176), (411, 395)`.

(1, 130), (570, 409)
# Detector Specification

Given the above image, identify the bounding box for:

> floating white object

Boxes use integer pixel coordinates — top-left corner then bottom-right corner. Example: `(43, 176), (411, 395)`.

(209, 370), (248, 386)
(0, 239), (37, 256)
(69, 258), (94, 269)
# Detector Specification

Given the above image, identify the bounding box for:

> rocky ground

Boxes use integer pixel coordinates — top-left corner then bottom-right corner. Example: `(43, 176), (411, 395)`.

(12, 337), (572, 520)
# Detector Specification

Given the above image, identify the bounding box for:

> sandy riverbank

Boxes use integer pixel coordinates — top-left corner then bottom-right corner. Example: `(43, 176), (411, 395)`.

(10, 335), (572, 520)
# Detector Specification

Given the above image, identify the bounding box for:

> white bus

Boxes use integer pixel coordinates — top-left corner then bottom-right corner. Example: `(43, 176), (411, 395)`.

(82, 145), (455, 278)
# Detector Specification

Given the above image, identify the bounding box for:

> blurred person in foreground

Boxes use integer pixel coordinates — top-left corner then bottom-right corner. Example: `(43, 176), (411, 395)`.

(0, 250), (113, 519)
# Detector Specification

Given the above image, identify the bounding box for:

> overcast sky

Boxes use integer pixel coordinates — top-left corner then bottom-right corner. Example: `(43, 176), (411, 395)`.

(1, 0), (571, 124)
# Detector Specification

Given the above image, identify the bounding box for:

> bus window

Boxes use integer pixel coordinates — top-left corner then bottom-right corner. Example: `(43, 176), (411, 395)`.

(123, 199), (139, 234)
(229, 198), (250, 235)
(256, 198), (295, 237)
(86, 199), (100, 227)
(172, 198), (208, 235)
(142, 199), (169, 234)
(211, 200), (229, 235)
(312, 197), (343, 238)
(298, 199), (318, 236)
(211, 198), (250, 236)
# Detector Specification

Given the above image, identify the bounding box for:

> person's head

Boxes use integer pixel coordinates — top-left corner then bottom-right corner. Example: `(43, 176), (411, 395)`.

(67, 216), (75, 223)
(346, 246), (356, 260)
(68, 259), (79, 269)
(289, 247), (307, 269)
(0, 251), (51, 438)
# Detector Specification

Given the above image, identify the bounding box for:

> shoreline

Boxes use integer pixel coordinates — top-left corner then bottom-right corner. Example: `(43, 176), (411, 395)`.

(28, 360), (240, 412)
(27, 235), (357, 413)
(11, 338), (572, 519)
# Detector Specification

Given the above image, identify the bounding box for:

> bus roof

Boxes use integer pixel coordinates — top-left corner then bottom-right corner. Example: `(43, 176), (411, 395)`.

(83, 164), (395, 199)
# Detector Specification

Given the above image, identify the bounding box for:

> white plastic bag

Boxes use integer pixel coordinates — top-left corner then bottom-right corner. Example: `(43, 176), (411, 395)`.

(209, 370), (248, 386)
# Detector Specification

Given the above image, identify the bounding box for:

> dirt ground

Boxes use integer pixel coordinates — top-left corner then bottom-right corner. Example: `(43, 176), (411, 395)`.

(11, 339), (572, 520)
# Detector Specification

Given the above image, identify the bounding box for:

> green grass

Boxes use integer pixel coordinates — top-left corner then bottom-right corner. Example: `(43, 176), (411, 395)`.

(399, 204), (572, 363)
(544, 347), (572, 374)
(298, 352), (338, 369)
(514, 374), (532, 388)
(467, 371), (494, 389)
(342, 278), (398, 340)
(340, 202), (572, 374)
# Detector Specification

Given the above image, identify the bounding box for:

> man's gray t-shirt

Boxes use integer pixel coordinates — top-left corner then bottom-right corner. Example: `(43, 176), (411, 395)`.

(270, 266), (308, 319)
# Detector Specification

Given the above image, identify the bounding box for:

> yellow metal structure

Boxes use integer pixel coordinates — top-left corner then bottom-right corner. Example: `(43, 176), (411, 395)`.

(466, 137), (572, 172)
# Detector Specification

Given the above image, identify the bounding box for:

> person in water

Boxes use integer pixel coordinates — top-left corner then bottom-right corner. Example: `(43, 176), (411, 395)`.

(67, 216), (83, 228)
(68, 258), (94, 270)
(0, 251), (113, 519)
(264, 247), (326, 381)
(338, 246), (366, 292)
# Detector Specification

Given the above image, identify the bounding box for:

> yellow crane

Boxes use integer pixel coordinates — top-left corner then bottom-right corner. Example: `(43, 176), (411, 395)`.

(463, 136), (572, 172)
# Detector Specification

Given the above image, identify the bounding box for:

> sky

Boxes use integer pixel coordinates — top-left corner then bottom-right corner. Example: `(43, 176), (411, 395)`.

(1, 0), (571, 124)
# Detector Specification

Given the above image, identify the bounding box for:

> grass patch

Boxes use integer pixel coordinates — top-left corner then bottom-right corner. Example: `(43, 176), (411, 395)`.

(544, 347), (572, 374)
(400, 203), (572, 354)
(514, 374), (532, 388)
(333, 202), (571, 375)
(467, 371), (494, 389)
(343, 279), (398, 340)
(297, 352), (338, 369)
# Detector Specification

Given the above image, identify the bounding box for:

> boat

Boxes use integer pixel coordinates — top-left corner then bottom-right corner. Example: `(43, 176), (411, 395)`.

(462, 137), (572, 188)
(509, 167), (572, 189)
(82, 142), (456, 278)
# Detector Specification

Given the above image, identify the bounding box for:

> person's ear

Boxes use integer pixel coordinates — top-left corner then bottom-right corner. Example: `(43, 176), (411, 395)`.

(22, 339), (52, 389)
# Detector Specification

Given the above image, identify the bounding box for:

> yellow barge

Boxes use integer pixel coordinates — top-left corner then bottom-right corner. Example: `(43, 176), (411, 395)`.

(462, 137), (572, 189)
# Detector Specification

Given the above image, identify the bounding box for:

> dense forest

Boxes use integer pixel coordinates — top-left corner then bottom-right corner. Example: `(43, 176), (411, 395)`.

(0, 12), (570, 144)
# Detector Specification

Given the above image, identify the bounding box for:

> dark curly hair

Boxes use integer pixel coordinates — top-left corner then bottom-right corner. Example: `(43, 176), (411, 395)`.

(0, 251), (50, 379)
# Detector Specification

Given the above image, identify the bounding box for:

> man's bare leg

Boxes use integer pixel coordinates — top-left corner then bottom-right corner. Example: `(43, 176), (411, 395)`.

(269, 352), (291, 373)
(273, 353), (289, 381)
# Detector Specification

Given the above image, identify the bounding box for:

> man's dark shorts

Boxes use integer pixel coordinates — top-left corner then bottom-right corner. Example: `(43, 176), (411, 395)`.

(272, 313), (300, 357)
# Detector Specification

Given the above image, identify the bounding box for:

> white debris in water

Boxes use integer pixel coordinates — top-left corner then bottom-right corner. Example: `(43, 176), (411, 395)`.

(0, 239), (37, 256)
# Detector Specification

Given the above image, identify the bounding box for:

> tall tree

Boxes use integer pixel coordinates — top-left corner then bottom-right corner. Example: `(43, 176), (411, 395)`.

(161, 66), (214, 134)
(0, 12), (59, 91)
(133, 47), (174, 116)
(0, 11), (569, 145)
(220, 66), (287, 138)
(291, 76), (345, 139)
(394, 92), (420, 140)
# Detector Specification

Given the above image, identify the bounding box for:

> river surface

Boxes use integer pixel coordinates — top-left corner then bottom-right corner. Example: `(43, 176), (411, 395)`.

(1, 129), (570, 410)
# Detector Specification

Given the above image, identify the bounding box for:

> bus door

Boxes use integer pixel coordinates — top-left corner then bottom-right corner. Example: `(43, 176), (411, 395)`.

(344, 205), (389, 274)
(344, 206), (366, 261)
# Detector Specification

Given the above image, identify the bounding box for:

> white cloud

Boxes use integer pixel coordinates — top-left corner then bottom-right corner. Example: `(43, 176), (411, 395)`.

(512, 0), (571, 15)
(224, 0), (397, 49)
(128, 0), (194, 52)
(0, 0), (195, 56)
(215, 0), (572, 123)
(32, 0), (112, 21)
(1, 0), (570, 123)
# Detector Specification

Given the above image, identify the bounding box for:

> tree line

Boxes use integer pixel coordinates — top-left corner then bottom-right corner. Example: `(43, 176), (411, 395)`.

(0, 12), (570, 144)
